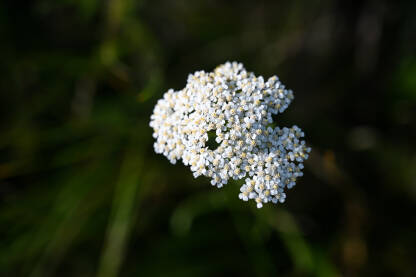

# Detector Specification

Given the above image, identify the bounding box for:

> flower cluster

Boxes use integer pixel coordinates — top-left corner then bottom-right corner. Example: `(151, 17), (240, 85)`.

(150, 62), (311, 208)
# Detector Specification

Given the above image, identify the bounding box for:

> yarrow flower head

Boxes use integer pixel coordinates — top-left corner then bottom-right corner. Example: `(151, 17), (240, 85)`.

(150, 62), (311, 208)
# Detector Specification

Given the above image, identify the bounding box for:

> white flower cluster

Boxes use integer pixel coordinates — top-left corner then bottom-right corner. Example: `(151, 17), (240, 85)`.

(150, 62), (311, 208)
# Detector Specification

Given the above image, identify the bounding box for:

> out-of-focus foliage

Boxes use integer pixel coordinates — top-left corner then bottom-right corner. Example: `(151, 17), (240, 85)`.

(0, 0), (415, 276)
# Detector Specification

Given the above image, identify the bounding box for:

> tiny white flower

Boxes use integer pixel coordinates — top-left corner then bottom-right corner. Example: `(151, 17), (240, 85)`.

(150, 62), (311, 208)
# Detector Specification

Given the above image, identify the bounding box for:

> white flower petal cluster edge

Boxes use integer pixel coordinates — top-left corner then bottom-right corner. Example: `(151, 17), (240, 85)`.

(150, 62), (311, 208)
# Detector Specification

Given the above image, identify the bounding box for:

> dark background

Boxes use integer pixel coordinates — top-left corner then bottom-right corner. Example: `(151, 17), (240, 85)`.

(1, 0), (415, 276)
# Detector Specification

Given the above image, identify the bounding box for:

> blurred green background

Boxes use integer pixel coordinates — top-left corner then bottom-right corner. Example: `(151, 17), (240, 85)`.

(1, 0), (415, 276)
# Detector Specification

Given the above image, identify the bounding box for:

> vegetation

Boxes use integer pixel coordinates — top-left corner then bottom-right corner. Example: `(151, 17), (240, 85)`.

(1, 0), (415, 276)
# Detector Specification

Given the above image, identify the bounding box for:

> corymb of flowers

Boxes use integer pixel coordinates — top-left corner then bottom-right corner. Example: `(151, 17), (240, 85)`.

(150, 62), (311, 208)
